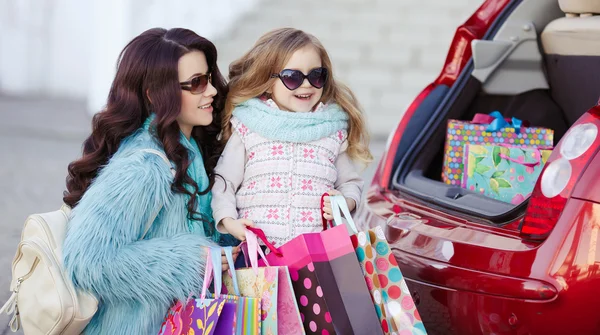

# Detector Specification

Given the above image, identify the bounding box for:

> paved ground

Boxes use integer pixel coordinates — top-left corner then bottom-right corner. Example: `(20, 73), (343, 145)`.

(0, 95), (385, 332)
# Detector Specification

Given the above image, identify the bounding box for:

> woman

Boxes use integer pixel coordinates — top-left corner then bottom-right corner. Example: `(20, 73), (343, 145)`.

(62, 27), (236, 334)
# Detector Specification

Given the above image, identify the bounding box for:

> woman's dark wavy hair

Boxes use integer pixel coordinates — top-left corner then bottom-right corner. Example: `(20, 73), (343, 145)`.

(63, 28), (227, 238)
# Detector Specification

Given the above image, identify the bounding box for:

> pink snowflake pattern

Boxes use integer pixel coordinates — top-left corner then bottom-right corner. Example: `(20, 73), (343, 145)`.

(248, 151), (255, 160)
(267, 209), (280, 220)
(271, 177), (282, 188)
(238, 124), (248, 137)
(303, 148), (315, 159)
(337, 130), (344, 141)
(301, 179), (313, 191)
(247, 181), (257, 190)
(241, 210), (252, 219)
(300, 211), (314, 223)
(271, 145), (284, 156)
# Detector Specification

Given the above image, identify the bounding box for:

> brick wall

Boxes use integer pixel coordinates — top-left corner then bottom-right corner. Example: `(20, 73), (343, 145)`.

(215, 0), (485, 138)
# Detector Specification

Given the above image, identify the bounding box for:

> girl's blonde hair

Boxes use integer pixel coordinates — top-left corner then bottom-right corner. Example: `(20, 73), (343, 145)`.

(223, 28), (373, 164)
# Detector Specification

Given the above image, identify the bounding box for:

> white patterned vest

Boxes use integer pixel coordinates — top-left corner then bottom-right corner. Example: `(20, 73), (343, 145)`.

(231, 116), (347, 246)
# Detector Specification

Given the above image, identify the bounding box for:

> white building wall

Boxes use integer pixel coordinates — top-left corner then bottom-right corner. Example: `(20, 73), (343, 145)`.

(0, 0), (258, 113)
(1, 0), (484, 134)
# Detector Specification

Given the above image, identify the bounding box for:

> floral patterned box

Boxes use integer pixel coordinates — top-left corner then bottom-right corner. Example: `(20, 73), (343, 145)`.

(461, 144), (552, 204)
(442, 118), (554, 186)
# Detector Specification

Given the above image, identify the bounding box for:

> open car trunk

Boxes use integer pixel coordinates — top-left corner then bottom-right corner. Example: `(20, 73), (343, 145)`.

(391, 0), (600, 222)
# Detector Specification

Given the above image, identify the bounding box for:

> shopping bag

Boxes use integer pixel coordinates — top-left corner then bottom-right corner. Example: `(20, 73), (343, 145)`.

(462, 143), (552, 203)
(224, 230), (305, 334)
(351, 228), (395, 333)
(158, 247), (235, 335)
(329, 195), (427, 335)
(251, 221), (383, 334)
(442, 111), (554, 185)
(224, 241), (277, 334)
(275, 265), (305, 334)
(215, 246), (261, 335)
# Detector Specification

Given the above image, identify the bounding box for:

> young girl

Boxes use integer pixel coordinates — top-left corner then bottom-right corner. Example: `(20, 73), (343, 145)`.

(212, 28), (372, 246)
(62, 28), (237, 334)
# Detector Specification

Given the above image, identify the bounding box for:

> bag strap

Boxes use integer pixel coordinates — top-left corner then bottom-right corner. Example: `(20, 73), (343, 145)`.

(499, 151), (541, 167)
(244, 229), (271, 273)
(329, 195), (359, 234)
(138, 149), (175, 239)
(210, 247), (223, 298)
(200, 247), (224, 300)
(321, 193), (359, 234)
(223, 247), (240, 296)
(200, 248), (213, 300)
(245, 226), (282, 256)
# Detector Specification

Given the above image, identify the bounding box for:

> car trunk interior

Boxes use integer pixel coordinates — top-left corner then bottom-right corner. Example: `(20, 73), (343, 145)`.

(393, 0), (600, 222)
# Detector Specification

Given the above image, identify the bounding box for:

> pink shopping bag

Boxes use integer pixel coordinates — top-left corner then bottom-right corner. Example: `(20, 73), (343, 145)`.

(249, 222), (383, 335)
(224, 230), (305, 334)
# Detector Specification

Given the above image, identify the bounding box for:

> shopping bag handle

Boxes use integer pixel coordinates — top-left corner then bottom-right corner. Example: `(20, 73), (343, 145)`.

(223, 246), (240, 296)
(244, 229), (271, 274)
(200, 248), (212, 300)
(321, 193), (332, 230)
(321, 193), (358, 234)
(499, 151), (541, 167)
(200, 247), (223, 300)
(245, 226), (282, 257)
(330, 195), (358, 234)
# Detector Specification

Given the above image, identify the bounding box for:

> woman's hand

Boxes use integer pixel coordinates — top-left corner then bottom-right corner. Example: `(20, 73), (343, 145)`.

(221, 246), (240, 273)
(221, 217), (254, 241)
(322, 190), (356, 221)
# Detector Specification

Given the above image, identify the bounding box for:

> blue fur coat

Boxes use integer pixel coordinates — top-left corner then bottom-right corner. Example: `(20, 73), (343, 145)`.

(63, 127), (215, 334)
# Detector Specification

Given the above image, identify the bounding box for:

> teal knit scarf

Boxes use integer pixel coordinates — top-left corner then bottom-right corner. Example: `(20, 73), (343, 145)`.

(232, 98), (349, 142)
(143, 115), (216, 240)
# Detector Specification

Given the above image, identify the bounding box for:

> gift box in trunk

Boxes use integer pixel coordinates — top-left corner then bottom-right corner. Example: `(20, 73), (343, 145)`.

(461, 144), (552, 204)
(442, 112), (554, 186)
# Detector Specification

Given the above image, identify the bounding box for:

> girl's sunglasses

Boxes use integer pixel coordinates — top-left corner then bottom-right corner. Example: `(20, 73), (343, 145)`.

(180, 73), (212, 94)
(270, 67), (328, 90)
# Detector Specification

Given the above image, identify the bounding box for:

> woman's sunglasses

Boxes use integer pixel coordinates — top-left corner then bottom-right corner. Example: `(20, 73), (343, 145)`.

(180, 73), (212, 94)
(270, 67), (328, 91)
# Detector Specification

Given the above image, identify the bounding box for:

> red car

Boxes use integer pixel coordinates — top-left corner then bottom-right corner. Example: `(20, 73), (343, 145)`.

(356, 0), (600, 334)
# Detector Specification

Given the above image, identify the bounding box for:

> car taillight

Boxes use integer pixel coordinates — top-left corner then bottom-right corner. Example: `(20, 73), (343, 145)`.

(521, 108), (600, 241)
(376, 0), (511, 189)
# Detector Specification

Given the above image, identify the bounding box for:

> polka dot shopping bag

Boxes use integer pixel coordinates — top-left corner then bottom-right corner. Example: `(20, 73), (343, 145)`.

(252, 216), (383, 334)
(329, 195), (428, 335)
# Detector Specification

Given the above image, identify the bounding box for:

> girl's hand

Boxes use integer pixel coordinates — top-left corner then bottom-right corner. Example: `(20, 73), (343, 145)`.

(221, 217), (254, 241)
(221, 246), (240, 273)
(322, 190), (356, 221)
